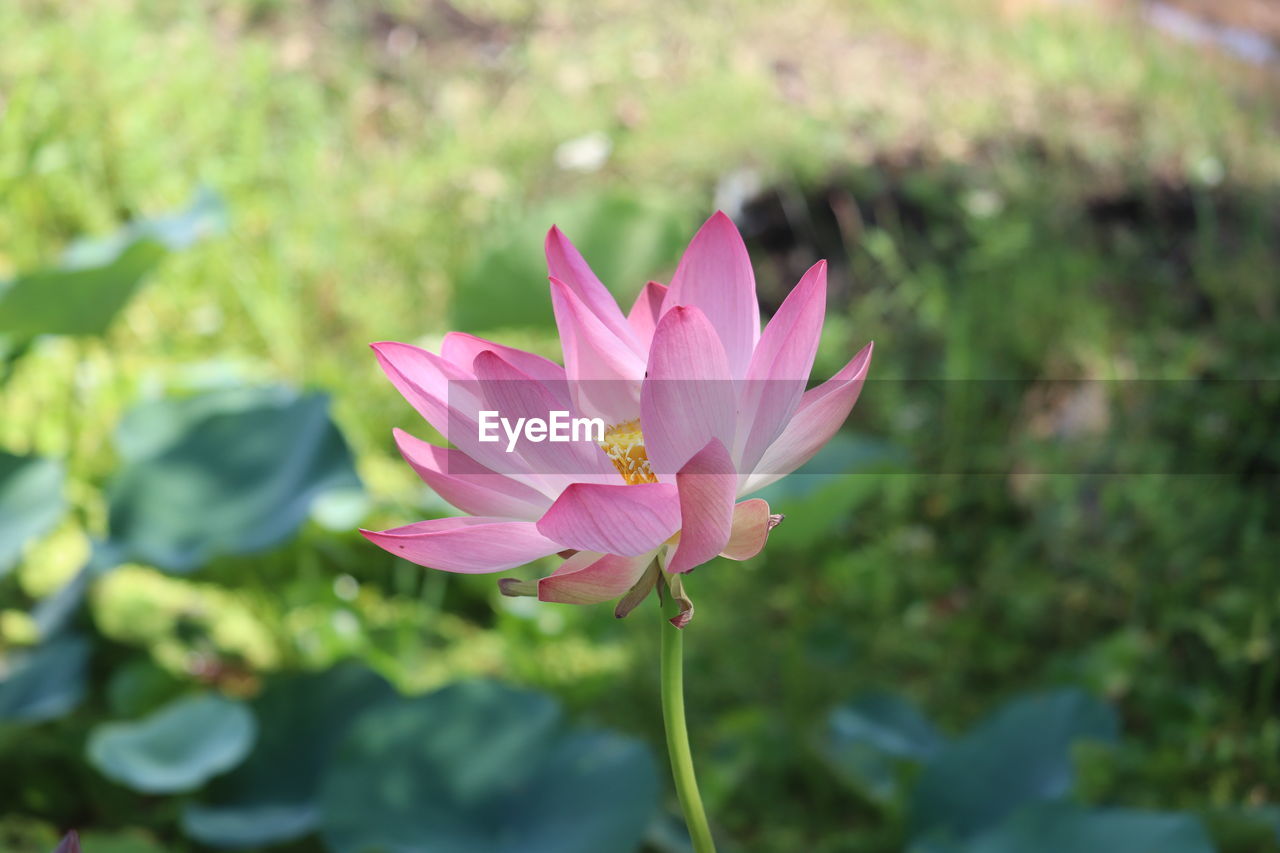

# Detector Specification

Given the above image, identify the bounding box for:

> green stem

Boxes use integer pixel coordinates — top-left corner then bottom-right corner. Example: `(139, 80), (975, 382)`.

(660, 594), (717, 853)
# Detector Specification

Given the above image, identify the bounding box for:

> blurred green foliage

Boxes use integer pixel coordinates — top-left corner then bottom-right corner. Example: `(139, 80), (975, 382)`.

(1, 0), (1278, 851)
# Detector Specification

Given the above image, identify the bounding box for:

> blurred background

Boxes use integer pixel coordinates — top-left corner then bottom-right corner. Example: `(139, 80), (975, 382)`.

(1, 0), (1278, 851)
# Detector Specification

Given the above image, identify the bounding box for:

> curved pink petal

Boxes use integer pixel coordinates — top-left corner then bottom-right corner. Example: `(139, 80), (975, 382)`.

(538, 550), (655, 605)
(471, 350), (616, 492)
(745, 342), (874, 493)
(371, 340), (468, 428)
(441, 332), (568, 392)
(373, 341), (540, 485)
(393, 429), (551, 520)
(667, 439), (737, 574)
(626, 281), (668, 349)
(736, 261), (827, 473)
(661, 211), (760, 379)
(536, 482), (680, 556)
(360, 517), (562, 573)
(545, 226), (639, 352)
(640, 305), (737, 476)
(720, 498), (773, 560)
(550, 278), (646, 424)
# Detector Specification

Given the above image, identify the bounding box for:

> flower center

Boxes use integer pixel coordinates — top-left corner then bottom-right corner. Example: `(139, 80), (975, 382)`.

(600, 419), (657, 485)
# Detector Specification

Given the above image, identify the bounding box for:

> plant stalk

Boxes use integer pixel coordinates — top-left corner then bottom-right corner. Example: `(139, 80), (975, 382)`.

(660, 591), (717, 853)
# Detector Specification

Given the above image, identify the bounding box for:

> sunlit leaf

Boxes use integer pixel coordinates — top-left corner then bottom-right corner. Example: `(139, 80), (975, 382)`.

(0, 452), (65, 577)
(0, 335), (32, 387)
(62, 187), (227, 266)
(106, 388), (362, 573)
(319, 680), (659, 853)
(87, 693), (257, 794)
(0, 190), (225, 338)
(0, 241), (166, 337)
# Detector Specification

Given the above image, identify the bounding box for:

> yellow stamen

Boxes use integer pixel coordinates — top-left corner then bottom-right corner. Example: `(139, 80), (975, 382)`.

(601, 419), (658, 485)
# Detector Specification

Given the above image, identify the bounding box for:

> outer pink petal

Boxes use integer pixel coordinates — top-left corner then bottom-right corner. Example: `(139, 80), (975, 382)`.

(626, 281), (668, 349)
(720, 498), (772, 560)
(537, 550), (655, 605)
(640, 305), (737, 476)
(545, 226), (640, 353)
(736, 261), (827, 474)
(372, 341), (536, 482)
(745, 342), (873, 494)
(550, 278), (646, 424)
(661, 211), (760, 379)
(360, 517), (562, 573)
(667, 439), (737, 574)
(441, 332), (568, 390)
(536, 482), (680, 556)
(371, 340), (468, 429)
(393, 429), (551, 521)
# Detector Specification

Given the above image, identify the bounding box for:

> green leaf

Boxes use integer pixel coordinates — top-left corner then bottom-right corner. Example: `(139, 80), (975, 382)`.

(87, 693), (257, 794)
(0, 635), (90, 722)
(106, 388), (362, 573)
(0, 189), (225, 338)
(0, 334), (33, 387)
(942, 803), (1214, 853)
(0, 240), (167, 337)
(0, 452), (66, 577)
(182, 663), (397, 848)
(62, 187), (227, 266)
(105, 660), (186, 719)
(909, 689), (1119, 840)
(319, 680), (659, 853)
(824, 692), (946, 804)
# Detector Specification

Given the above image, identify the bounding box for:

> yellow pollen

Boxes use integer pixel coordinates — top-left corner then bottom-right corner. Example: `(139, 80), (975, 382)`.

(600, 419), (658, 485)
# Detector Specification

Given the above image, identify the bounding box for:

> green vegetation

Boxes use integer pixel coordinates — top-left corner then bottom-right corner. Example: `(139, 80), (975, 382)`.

(2, 0), (1278, 850)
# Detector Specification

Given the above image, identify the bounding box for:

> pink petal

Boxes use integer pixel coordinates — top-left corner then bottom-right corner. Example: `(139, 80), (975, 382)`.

(471, 351), (616, 490)
(537, 550), (655, 605)
(550, 278), (646, 424)
(373, 340), (552, 489)
(640, 305), (737, 476)
(545, 226), (639, 352)
(662, 211), (760, 379)
(536, 482), (680, 556)
(371, 340), (467, 429)
(360, 517), (562, 573)
(746, 342), (873, 493)
(736, 261), (827, 473)
(667, 439), (737, 574)
(441, 332), (568, 391)
(720, 498), (773, 560)
(393, 429), (551, 520)
(626, 281), (668, 349)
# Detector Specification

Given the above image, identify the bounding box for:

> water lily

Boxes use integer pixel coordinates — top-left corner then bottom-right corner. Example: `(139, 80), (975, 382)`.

(362, 211), (872, 851)
(362, 212), (872, 623)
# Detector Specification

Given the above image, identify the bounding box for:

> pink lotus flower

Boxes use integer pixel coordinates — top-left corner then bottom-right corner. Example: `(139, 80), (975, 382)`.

(361, 212), (872, 626)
